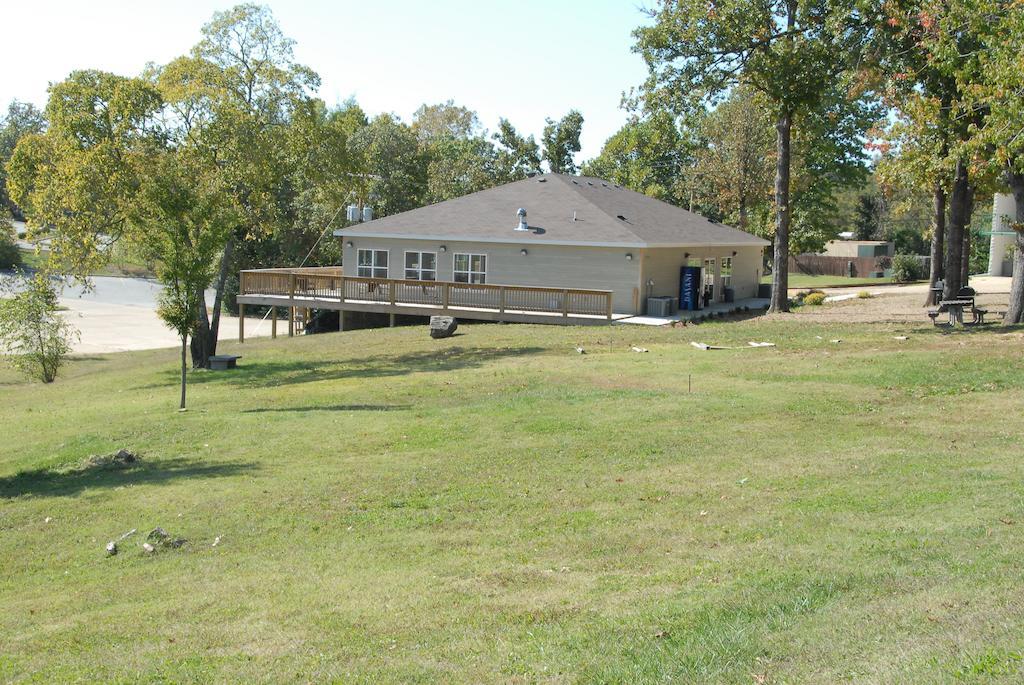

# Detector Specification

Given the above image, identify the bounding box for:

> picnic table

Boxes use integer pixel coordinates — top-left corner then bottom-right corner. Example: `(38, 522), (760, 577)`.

(928, 298), (989, 326)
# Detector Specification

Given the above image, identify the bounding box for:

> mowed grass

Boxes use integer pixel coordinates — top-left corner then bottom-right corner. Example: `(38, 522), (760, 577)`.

(2, 318), (1024, 683)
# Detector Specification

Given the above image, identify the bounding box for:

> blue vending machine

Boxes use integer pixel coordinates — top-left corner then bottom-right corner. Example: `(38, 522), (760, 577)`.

(680, 265), (703, 311)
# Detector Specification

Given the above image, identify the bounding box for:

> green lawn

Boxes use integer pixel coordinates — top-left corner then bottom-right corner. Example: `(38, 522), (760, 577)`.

(2, 320), (1024, 682)
(762, 273), (899, 289)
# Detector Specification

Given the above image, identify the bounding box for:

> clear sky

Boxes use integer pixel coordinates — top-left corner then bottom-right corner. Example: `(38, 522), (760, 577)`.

(2, 0), (654, 160)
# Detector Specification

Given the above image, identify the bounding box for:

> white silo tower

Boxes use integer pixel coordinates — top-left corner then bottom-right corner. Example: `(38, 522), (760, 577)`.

(988, 193), (1017, 276)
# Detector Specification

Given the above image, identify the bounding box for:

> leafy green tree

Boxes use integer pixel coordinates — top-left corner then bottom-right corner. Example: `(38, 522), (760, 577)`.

(0, 272), (77, 383)
(692, 87), (775, 233)
(349, 114), (427, 216)
(634, 0), (869, 312)
(582, 111), (690, 203)
(541, 110), (584, 174)
(411, 101), (499, 203)
(424, 136), (498, 203)
(969, 2), (1024, 321)
(870, 0), (993, 299)
(6, 71), (162, 279)
(492, 119), (541, 182)
(156, 3), (319, 367)
(1, 215), (20, 269)
(412, 101), (482, 143)
(127, 152), (237, 409)
(0, 101), (46, 219)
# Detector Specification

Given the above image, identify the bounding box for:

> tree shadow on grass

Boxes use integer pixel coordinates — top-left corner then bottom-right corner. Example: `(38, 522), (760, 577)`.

(241, 404), (410, 413)
(0, 457), (257, 500)
(138, 345), (547, 390)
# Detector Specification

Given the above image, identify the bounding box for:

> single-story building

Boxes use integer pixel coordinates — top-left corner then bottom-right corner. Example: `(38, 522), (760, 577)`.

(822, 240), (894, 259)
(236, 173), (768, 330)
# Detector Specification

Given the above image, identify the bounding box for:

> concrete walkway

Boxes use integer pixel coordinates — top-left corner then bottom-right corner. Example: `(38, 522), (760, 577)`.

(615, 298), (770, 326)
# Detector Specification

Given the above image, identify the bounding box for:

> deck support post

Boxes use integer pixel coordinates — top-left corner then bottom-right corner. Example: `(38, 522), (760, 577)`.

(288, 306), (294, 337)
(238, 303), (245, 343)
(271, 307), (277, 338)
(442, 283), (450, 310)
(389, 313), (396, 327)
(562, 289), (569, 317)
(339, 310), (345, 332)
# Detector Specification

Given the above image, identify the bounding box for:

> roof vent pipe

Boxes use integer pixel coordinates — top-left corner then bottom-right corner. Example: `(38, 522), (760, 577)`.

(515, 207), (529, 231)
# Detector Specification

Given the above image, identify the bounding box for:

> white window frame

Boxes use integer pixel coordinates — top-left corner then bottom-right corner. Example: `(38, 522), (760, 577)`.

(404, 251), (437, 281)
(721, 256), (732, 288)
(356, 249), (389, 279)
(453, 253), (487, 284)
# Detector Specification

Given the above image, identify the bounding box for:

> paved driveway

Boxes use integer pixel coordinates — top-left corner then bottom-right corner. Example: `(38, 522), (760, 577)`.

(2, 273), (268, 354)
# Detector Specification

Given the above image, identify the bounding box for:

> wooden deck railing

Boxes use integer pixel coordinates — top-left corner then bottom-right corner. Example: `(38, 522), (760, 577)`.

(239, 266), (613, 319)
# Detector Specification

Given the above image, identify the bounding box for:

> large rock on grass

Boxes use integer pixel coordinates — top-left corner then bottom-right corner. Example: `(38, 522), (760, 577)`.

(429, 316), (458, 339)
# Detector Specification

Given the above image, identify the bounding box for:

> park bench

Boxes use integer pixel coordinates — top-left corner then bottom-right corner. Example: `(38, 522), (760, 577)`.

(209, 354), (241, 370)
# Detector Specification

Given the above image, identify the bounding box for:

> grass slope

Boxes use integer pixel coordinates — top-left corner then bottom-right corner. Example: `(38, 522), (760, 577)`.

(2, 319), (1024, 683)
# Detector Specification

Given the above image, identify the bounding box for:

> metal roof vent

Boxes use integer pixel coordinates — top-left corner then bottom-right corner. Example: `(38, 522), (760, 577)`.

(616, 214), (626, 221)
(515, 207), (529, 231)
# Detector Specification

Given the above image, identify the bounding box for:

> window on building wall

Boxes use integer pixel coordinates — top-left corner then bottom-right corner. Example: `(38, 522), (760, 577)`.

(404, 251), (436, 280)
(721, 256), (733, 287)
(453, 253), (487, 283)
(357, 249), (388, 278)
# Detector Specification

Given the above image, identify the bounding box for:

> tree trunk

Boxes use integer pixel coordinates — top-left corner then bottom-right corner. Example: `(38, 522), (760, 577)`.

(960, 184), (974, 287)
(190, 297), (211, 369)
(739, 195), (749, 232)
(207, 235), (235, 355)
(190, 234), (235, 368)
(943, 159), (970, 299)
(769, 108), (793, 313)
(180, 335), (188, 410)
(1004, 171), (1024, 325)
(927, 183), (945, 304)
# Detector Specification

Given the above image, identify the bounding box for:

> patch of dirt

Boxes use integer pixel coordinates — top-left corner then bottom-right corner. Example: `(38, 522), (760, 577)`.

(762, 291), (1009, 325)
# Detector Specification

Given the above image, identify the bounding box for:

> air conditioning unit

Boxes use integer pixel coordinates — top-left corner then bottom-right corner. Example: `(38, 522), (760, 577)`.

(646, 296), (673, 317)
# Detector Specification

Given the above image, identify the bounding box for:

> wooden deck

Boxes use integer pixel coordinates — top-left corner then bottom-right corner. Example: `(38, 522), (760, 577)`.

(235, 267), (615, 332)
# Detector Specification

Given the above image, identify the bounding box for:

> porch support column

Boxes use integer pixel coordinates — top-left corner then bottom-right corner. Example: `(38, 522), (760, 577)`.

(271, 307), (277, 339)
(288, 306), (295, 337)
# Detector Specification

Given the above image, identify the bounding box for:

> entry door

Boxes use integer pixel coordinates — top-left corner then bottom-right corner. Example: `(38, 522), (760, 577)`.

(703, 258), (716, 303)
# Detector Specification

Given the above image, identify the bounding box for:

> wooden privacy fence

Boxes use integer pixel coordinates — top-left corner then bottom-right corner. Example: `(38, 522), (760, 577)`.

(239, 267), (613, 319)
(789, 255), (889, 278)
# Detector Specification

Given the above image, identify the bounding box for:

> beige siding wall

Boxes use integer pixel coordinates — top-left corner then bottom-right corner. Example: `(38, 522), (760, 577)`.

(342, 238), (643, 313)
(640, 246), (764, 303)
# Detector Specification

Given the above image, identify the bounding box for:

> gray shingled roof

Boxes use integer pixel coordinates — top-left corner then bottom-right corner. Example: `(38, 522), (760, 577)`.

(334, 173), (769, 248)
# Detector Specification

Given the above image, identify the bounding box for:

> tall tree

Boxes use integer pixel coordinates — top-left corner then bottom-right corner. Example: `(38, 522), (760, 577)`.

(158, 3), (319, 367)
(964, 0), (1024, 323)
(541, 110), (584, 174)
(6, 71), (163, 278)
(692, 87), (775, 233)
(348, 114), (427, 216)
(0, 101), (46, 219)
(492, 119), (541, 182)
(634, 0), (868, 312)
(582, 110), (690, 203)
